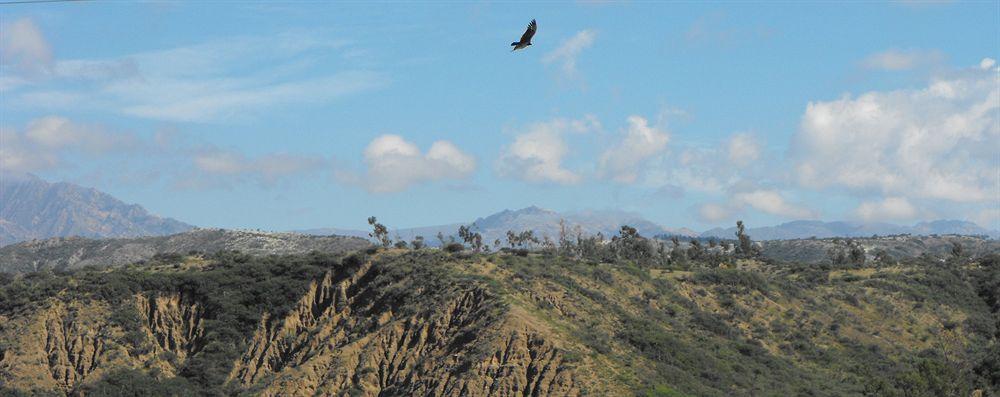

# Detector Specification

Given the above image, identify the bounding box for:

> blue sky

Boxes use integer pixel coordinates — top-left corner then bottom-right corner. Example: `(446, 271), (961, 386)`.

(1, 1), (997, 231)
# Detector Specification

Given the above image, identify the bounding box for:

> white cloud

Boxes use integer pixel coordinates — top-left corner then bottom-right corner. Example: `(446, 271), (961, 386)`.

(861, 49), (943, 71)
(0, 18), (52, 74)
(683, 13), (776, 47)
(854, 197), (918, 222)
(599, 115), (670, 183)
(981, 57), (997, 70)
(51, 58), (139, 81)
(0, 127), (58, 173)
(644, 134), (768, 196)
(792, 62), (998, 203)
(733, 189), (815, 219)
(972, 208), (1000, 231)
(0, 116), (329, 190)
(22, 116), (138, 153)
(497, 117), (597, 185)
(193, 151), (247, 175)
(117, 71), (383, 123)
(362, 135), (475, 193)
(726, 132), (760, 167)
(6, 31), (384, 123)
(698, 203), (732, 222)
(0, 116), (144, 173)
(190, 149), (325, 187)
(697, 188), (814, 223)
(543, 30), (596, 80)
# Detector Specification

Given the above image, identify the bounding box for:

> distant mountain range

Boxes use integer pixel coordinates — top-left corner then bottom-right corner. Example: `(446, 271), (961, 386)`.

(299, 206), (702, 246)
(700, 219), (999, 240)
(302, 206), (702, 246)
(304, 209), (998, 245)
(2, 175), (995, 249)
(0, 173), (193, 246)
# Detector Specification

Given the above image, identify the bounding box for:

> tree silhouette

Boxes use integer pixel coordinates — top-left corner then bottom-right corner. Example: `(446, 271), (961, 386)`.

(735, 220), (754, 257)
(367, 216), (390, 248)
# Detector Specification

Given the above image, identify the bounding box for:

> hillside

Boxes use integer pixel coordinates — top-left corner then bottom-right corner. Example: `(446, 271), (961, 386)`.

(0, 229), (370, 274)
(0, 243), (996, 396)
(0, 174), (193, 246)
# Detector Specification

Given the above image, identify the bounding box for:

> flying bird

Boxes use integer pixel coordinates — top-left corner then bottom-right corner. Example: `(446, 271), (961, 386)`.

(511, 19), (537, 51)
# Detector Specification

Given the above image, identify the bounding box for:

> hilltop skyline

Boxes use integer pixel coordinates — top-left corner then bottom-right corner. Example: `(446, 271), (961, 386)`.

(2, 173), (995, 247)
(2, 2), (997, 232)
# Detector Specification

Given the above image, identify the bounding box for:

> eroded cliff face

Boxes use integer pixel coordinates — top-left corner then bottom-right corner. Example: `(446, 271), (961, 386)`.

(0, 300), (117, 393)
(0, 292), (207, 394)
(135, 293), (205, 371)
(0, 255), (596, 396)
(228, 261), (587, 396)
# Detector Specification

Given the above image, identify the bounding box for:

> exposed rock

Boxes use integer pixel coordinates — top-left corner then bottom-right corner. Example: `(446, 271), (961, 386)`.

(135, 293), (205, 367)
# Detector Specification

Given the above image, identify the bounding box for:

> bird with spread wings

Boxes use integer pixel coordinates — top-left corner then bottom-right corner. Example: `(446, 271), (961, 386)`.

(511, 19), (536, 51)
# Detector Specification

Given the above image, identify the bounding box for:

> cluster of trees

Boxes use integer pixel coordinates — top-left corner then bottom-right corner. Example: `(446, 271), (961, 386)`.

(365, 216), (762, 267)
(826, 238), (868, 266)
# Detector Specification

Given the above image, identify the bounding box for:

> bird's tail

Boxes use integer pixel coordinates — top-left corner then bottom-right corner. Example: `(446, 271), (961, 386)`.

(510, 42), (519, 46)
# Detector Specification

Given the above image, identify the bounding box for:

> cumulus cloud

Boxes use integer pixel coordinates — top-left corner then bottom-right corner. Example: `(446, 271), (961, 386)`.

(645, 128), (776, 198)
(497, 117), (598, 185)
(362, 135), (476, 193)
(0, 18), (52, 74)
(792, 60), (998, 203)
(861, 49), (944, 71)
(599, 116), (670, 183)
(695, 187), (815, 222)
(732, 189), (816, 219)
(543, 30), (596, 80)
(854, 197), (918, 222)
(726, 132), (760, 167)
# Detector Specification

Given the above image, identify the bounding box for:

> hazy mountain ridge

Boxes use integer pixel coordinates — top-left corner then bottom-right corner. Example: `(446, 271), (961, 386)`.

(0, 228), (369, 274)
(299, 206), (699, 246)
(301, 207), (996, 246)
(700, 219), (998, 241)
(0, 174), (193, 246)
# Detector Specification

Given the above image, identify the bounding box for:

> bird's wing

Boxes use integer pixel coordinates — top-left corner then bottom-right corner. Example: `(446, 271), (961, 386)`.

(519, 19), (537, 43)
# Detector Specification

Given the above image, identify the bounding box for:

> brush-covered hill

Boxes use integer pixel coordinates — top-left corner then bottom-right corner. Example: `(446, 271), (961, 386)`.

(0, 174), (193, 246)
(0, 228), (370, 274)
(0, 243), (996, 396)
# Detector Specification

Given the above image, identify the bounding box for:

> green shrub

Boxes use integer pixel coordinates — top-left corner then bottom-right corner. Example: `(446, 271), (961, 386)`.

(693, 268), (770, 294)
